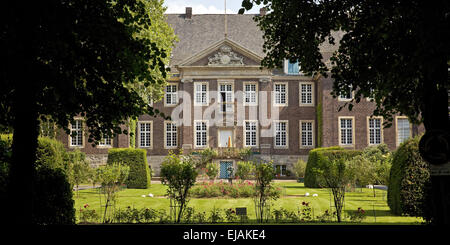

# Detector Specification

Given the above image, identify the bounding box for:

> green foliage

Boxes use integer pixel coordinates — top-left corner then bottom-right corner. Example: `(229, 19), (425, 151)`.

(347, 144), (393, 187)
(205, 162), (219, 180)
(79, 204), (100, 224)
(160, 151), (198, 223)
(235, 161), (255, 182)
(32, 167), (75, 225)
(293, 159), (307, 178)
(129, 118), (137, 149)
(107, 148), (151, 189)
(304, 146), (343, 187)
(208, 206), (224, 223)
(96, 163), (130, 223)
(66, 150), (90, 196)
(196, 148), (218, 169)
(388, 136), (431, 220)
(35, 137), (68, 171)
(253, 160), (278, 223)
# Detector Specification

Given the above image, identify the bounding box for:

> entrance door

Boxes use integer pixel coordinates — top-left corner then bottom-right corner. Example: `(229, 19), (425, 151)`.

(218, 129), (233, 147)
(219, 161), (233, 179)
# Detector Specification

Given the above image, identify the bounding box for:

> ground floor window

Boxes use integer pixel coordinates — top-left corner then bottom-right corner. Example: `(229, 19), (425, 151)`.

(275, 165), (287, 177)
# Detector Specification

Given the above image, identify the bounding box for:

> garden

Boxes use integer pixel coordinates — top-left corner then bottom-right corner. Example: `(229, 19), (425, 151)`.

(0, 134), (430, 225)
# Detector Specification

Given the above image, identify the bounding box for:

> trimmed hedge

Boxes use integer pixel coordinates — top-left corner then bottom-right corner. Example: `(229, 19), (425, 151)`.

(107, 148), (151, 189)
(36, 137), (68, 171)
(305, 146), (362, 187)
(388, 136), (431, 219)
(304, 146), (343, 187)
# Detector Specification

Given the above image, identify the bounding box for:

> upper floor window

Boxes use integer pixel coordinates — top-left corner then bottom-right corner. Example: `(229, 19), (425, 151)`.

(300, 82), (314, 106)
(368, 117), (382, 145)
(300, 121), (314, 148)
(194, 82), (208, 106)
(339, 117), (354, 146)
(244, 121), (258, 147)
(138, 121), (152, 148)
(274, 121), (288, 148)
(339, 85), (353, 101)
(219, 83), (234, 113)
(99, 134), (112, 147)
(274, 83), (288, 106)
(396, 117), (411, 146)
(165, 84), (178, 106)
(70, 120), (83, 147)
(165, 122), (177, 148)
(194, 121), (208, 148)
(244, 82), (258, 105)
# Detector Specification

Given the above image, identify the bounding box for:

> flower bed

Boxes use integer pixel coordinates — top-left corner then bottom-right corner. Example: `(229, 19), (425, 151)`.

(189, 181), (281, 198)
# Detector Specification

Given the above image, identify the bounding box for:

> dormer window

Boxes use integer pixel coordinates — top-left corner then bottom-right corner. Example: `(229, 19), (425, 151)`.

(284, 59), (300, 75)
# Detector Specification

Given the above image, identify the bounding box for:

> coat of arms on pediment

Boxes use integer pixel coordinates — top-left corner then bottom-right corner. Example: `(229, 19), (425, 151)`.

(207, 45), (244, 66)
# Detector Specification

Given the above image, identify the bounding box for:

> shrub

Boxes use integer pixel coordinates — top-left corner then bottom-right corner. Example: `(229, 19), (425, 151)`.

(160, 151), (198, 223)
(293, 159), (307, 178)
(32, 166), (76, 225)
(35, 137), (68, 171)
(107, 148), (151, 189)
(235, 161), (255, 182)
(205, 162), (219, 180)
(388, 136), (431, 219)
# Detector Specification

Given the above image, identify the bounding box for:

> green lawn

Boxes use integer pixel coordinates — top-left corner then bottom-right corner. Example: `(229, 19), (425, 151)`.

(74, 182), (423, 224)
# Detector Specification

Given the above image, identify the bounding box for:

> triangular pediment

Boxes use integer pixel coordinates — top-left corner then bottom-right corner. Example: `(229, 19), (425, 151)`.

(177, 38), (263, 67)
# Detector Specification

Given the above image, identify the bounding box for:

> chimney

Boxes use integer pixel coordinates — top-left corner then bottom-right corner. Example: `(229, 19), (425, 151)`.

(260, 7), (267, 16)
(186, 7), (192, 19)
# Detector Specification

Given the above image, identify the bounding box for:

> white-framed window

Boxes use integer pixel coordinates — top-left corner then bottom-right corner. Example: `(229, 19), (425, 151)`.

(300, 120), (314, 148)
(194, 121), (208, 148)
(70, 120), (83, 147)
(194, 82), (208, 106)
(274, 83), (288, 106)
(164, 121), (177, 148)
(396, 116), (411, 146)
(138, 121), (152, 148)
(274, 121), (288, 148)
(218, 83), (234, 113)
(165, 84), (178, 106)
(243, 82), (258, 105)
(338, 85), (353, 101)
(284, 59), (300, 75)
(244, 120), (258, 147)
(368, 117), (383, 145)
(98, 134), (112, 147)
(339, 117), (354, 146)
(299, 82), (314, 106)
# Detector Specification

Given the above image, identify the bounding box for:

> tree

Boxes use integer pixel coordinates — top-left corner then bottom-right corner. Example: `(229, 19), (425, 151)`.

(314, 157), (354, 222)
(253, 160), (278, 223)
(236, 161), (256, 183)
(1, 0), (174, 224)
(240, 0), (450, 224)
(160, 151), (198, 223)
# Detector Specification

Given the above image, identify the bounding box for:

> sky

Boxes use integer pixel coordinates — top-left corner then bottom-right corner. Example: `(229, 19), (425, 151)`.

(163, 0), (264, 14)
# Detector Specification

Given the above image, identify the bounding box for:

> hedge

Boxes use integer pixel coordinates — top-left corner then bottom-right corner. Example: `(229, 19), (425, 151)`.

(107, 148), (151, 189)
(1, 135), (75, 224)
(304, 146), (362, 188)
(387, 136), (431, 220)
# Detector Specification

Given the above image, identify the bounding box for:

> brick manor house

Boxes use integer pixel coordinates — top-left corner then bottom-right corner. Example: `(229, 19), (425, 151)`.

(57, 7), (424, 177)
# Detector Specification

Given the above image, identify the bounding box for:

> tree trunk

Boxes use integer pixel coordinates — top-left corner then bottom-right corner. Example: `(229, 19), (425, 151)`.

(8, 90), (39, 225)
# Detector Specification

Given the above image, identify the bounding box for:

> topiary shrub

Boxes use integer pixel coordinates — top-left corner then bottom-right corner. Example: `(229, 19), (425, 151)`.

(388, 136), (431, 219)
(107, 148), (151, 189)
(304, 146), (343, 187)
(32, 166), (76, 225)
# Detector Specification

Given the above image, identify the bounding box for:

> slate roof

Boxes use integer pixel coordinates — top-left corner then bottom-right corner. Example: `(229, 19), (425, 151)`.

(165, 13), (343, 71)
(166, 14), (265, 69)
